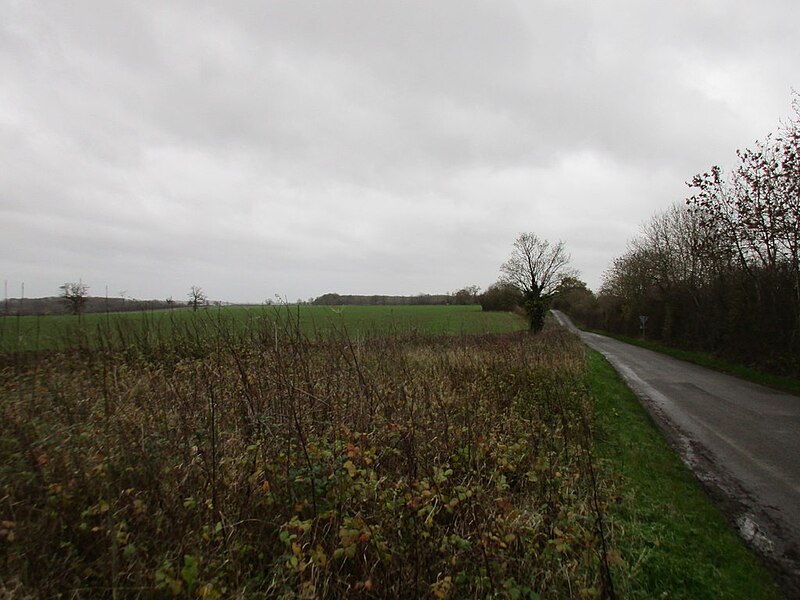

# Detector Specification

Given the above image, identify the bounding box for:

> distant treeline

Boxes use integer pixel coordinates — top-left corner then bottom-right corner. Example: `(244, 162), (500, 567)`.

(312, 292), (478, 306)
(1, 296), (181, 317)
(3, 290), (480, 316)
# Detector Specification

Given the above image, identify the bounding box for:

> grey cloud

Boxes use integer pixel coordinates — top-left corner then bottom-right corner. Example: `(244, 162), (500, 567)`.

(1, 1), (798, 300)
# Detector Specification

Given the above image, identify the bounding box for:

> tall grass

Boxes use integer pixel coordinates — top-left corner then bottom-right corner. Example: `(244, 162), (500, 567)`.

(1, 316), (611, 598)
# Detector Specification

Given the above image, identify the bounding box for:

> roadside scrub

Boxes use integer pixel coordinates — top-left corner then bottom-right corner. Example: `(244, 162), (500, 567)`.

(2, 321), (609, 598)
(1, 311), (782, 598)
(587, 350), (782, 599)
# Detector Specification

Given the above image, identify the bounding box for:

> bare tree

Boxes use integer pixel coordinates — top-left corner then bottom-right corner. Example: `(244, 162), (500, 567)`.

(500, 232), (574, 331)
(60, 281), (89, 316)
(188, 286), (207, 311)
(686, 96), (800, 351)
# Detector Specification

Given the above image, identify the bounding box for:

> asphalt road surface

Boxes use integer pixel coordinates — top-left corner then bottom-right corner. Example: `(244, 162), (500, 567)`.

(551, 310), (800, 595)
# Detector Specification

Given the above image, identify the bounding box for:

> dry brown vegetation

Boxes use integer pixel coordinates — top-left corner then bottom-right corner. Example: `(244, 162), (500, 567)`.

(1, 318), (615, 598)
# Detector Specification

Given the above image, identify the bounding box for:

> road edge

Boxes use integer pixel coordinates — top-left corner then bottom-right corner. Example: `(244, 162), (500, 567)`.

(551, 310), (799, 598)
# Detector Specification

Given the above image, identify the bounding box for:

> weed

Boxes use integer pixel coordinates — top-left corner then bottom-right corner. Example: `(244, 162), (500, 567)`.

(1, 318), (607, 598)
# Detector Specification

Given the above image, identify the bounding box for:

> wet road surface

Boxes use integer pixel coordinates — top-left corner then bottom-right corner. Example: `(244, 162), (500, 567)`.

(551, 310), (800, 595)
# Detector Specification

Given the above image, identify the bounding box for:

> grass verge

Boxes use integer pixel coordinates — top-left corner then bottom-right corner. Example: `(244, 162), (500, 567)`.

(582, 329), (799, 397)
(587, 349), (782, 599)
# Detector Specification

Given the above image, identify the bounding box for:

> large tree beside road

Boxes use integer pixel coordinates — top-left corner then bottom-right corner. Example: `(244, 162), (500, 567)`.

(500, 232), (575, 332)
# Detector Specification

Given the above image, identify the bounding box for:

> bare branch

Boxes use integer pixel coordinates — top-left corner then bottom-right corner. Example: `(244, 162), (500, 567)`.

(500, 232), (574, 297)
(59, 281), (89, 316)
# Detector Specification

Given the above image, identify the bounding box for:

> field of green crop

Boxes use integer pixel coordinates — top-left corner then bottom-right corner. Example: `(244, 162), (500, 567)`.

(0, 304), (526, 352)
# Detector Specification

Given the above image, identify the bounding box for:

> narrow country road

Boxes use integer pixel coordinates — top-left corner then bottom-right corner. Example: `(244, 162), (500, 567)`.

(551, 310), (800, 594)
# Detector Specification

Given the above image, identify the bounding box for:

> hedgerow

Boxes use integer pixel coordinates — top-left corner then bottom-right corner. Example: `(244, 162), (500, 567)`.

(1, 320), (613, 598)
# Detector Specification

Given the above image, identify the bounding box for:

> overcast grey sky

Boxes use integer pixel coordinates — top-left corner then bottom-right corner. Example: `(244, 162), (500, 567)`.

(2, 1), (798, 302)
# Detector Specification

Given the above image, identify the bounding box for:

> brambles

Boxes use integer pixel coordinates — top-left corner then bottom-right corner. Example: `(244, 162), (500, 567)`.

(0, 320), (613, 598)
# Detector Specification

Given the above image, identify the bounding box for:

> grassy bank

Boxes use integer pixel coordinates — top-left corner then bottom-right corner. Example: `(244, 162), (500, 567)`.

(0, 304), (526, 353)
(587, 350), (782, 599)
(583, 328), (799, 397)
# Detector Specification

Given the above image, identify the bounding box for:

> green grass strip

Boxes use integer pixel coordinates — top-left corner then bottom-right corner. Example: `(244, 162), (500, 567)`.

(585, 329), (800, 397)
(587, 350), (782, 599)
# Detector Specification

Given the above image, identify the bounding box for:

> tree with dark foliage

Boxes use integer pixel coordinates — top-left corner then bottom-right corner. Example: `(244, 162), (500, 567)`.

(479, 282), (523, 312)
(594, 95), (800, 375)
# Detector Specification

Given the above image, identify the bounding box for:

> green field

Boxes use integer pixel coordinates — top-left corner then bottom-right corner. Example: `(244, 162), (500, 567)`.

(0, 304), (527, 352)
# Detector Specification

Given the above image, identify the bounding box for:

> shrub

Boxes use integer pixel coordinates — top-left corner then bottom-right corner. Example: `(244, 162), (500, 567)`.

(0, 320), (612, 598)
(479, 282), (523, 312)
